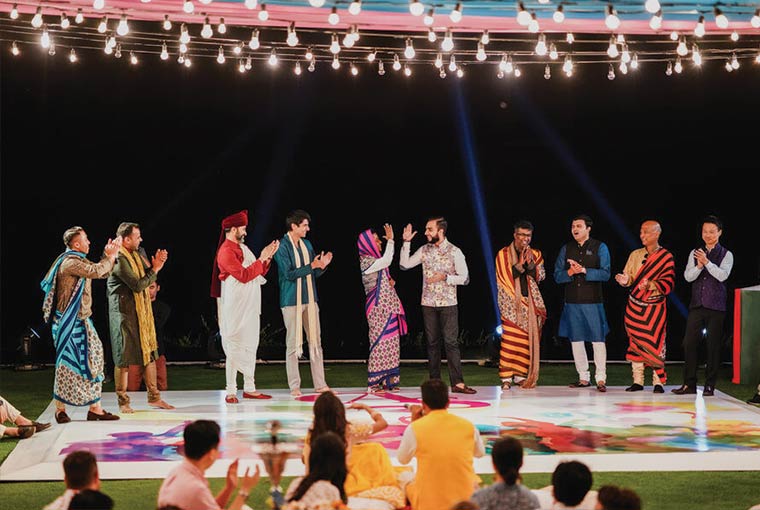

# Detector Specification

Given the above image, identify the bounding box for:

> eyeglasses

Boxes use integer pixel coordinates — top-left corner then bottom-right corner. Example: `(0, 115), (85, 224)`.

(515, 233), (532, 237)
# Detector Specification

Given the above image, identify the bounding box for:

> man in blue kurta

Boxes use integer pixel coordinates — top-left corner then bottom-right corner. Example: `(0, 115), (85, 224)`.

(273, 209), (332, 397)
(553, 215), (611, 392)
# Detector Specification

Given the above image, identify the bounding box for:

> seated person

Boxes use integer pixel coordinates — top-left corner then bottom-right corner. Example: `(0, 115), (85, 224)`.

(595, 485), (641, 510)
(285, 432), (348, 509)
(45, 451), (101, 510)
(471, 436), (539, 510)
(158, 420), (259, 510)
(1, 394), (50, 439)
(398, 379), (485, 510)
(69, 489), (114, 510)
(533, 461), (597, 510)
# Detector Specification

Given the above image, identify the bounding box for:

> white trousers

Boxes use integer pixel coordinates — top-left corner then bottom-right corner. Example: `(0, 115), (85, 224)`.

(571, 341), (607, 383)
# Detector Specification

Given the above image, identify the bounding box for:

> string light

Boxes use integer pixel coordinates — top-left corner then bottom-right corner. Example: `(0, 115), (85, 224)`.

(32, 7), (43, 28)
(393, 53), (401, 70)
(475, 41), (486, 61)
(163, 15), (171, 30)
(378, 60), (385, 75)
(650, 10), (662, 30)
(179, 42), (188, 53)
(107, 35), (116, 49)
(308, 59), (316, 72)
(114, 43), (122, 58)
(670, 31), (679, 41)
(725, 59), (733, 72)
(117, 14), (129, 36)
(246, 56), (253, 71)
(60, 13), (70, 29)
(48, 42), (55, 56)
(517, 2), (531, 26)
(10, 4), (18, 19)
(217, 46), (225, 64)
(104, 38), (113, 55)
(351, 63), (359, 75)
(367, 49), (376, 62)
(268, 48), (278, 66)
(287, 23), (299, 46)
(441, 30), (454, 52)
(245, 0), (257, 9)
(184, 57), (192, 67)
(233, 41), (242, 55)
(97, 17), (108, 34)
(160, 41), (169, 60)
(349, 0), (361, 15)
(75, 9), (84, 24)
(620, 61), (628, 74)
(566, 33), (575, 44)
(179, 24), (190, 44)
(258, 4), (269, 21)
(93, 0), (105, 10)
(330, 34), (340, 54)
(182, 0), (194, 14)
(752, 9), (760, 29)
(528, 13), (540, 33)
(665, 60), (673, 75)
(544, 64), (551, 79)
(249, 29), (260, 50)
(448, 54), (457, 72)
(450, 2), (463, 23)
(294, 61), (302, 75)
(731, 52), (739, 69)
(605, 5), (621, 30)
(40, 25), (50, 48)
(404, 64), (412, 76)
(677, 37), (688, 56)
(621, 44), (631, 63)
(553, 5), (565, 23)
(424, 8), (435, 26)
(69, 48), (77, 62)
(694, 15), (706, 37)
(328, 7), (339, 25)
(456, 67), (464, 78)
(309, 0), (326, 8)
(563, 53), (573, 74)
(343, 30), (355, 48)
(535, 34), (547, 56)
(692, 44), (702, 66)
(608, 64), (616, 80)
(439, 68), (446, 78)
(404, 38), (415, 59)
(730, 31), (739, 42)
(130, 51), (138, 64)
(11, 41), (20, 56)
(428, 28), (437, 43)
(435, 53), (443, 68)
(645, 0), (660, 14)
(481, 30), (490, 45)
(674, 57), (683, 73)
(218, 18), (227, 34)
(714, 7), (729, 29)
(332, 54), (340, 69)
(607, 37), (619, 58)
(631, 52), (639, 69)
(409, 0), (424, 17)
(238, 59), (246, 72)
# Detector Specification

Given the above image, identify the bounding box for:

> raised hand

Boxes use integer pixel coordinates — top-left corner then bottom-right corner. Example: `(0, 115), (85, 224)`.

(104, 237), (122, 258)
(261, 240), (280, 261)
(226, 458), (240, 489)
(694, 249), (709, 268)
(402, 224), (417, 242)
(240, 464), (261, 492)
(383, 223), (394, 241)
(321, 251), (333, 267)
(152, 249), (169, 272)
(311, 252), (325, 270)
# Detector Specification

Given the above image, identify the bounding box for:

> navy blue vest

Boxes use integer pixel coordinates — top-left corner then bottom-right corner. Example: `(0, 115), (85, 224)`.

(690, 243), (728, 312)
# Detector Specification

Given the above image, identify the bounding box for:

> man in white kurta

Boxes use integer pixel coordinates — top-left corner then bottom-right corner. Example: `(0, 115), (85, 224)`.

(211, 210), (280, 403)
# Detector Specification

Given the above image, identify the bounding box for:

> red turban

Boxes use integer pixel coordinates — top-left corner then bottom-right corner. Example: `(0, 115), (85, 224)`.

(210, 210), (248, 298)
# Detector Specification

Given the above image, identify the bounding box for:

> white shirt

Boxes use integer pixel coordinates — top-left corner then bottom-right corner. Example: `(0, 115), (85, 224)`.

(684, 247), (733, 283)
(363, 240), (394, 274)
(396, 417), (485, 464)
(399, 238), (469, 286)
(533, 487), (598, 510)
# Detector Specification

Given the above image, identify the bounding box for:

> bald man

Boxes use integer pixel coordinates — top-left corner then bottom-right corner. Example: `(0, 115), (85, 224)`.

(615, 221), (676, 393)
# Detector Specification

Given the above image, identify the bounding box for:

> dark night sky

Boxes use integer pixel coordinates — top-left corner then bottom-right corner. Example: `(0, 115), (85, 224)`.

(2, 49), (758, 366)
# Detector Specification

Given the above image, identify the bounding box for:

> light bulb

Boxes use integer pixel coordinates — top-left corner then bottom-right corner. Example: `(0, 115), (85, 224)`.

(245, 0), (257, 8)
(295, 61), (302, 75)
(11, 41), (20, 55)
(631, 53), (639, 69)
(40, 25), (50, 48)
(409, 0), (424, 17)
(448, 55), (456, 72)
(61, 13), (70, 29)
(553, 5), (565, 23)
(179, 42), (187, 53)
(650, 11), (662, 30)
(725, 59), (733, 72)
(378, 60), (385, 75)
(98, 17), (108, 33)
(441, 30), (454, 52)
(730, 30), (739, 42)
(669, 31), (679, 41)
(48, 42), (55, 56)
(714, 7), (728, 29)
(608, 64), (615, 80)
(645, 0), (660, 14)
(607, 37), (619, 58)
(104, 40), (112, 54)
(180, 26), (190, 44)
(117, 14), (129, 36)
(752, 9), (760, 29)
(93, 0), (104, 9)
(528, 13), (539, 33)
(238, 60), (246, 73)
(76, 9), (84, 24)
(178, 54), (184, 64)
(404, 64), (412, 76)
(309, 59), (316, 72)
(439, 68), (445, 78)
(349, 0), (361, 15)
(160, 42), (169, 60)
(351, 63), (359, 75)
(435, 53), (443, 68)
(424, 8), (434, 25)
(184, 57), (191, 67)
(481, 30), (489, 45)
(163, 15), (171, 30)
(404, 38), (415, 59)
(428, 28), (437, 42)
(393, 53), (401, 70)
(566, 33), (574, 44)
(563, 54), (573, 74)
(245, 56), (252, 70)
(517, 3), (531, 26)
(456, 68), (464, 78)
(268, 48), (278, 66)
(544, 64), (551, 79)
(114, 43), (121, 58)
(692, 45), (702, 66)
(694, 15), (705, 37)
(674, 57), (683, 73)
(249, 29), (260, 50)
(183, 0), (194, 14)
(69, 48), (78, 62)
(259, 4), (269, 21)
(535, 34), (547, 56)
(330, 34), (340, 54)
(342, 32), (354, 48)
(10, 4), (18, 19)
(676, 37), (688, 56)
(731, 52), (739, 69)
(309, 0), (325, 6)
(616, 34), (626, 44)
(233, 42), (242, 55)
(605, 4), (620, 30)
(331, 55), (340, 69)
(620, 61), (628, 74)
(367, 49), (376, 62)
(328, 7), (339, 25)
(130, 51), (138, 64)
(476, 41), (486, 61)
(32, 7), (43, 28)
(287, 23), (298, 46)
(217, 46), (225, 64)
(218, 18), (227, 34)
(497, 70), (504, 79)
(621, 44), (630, 63)
(549, 43), (558, 59)
(450, 2), (462, 22)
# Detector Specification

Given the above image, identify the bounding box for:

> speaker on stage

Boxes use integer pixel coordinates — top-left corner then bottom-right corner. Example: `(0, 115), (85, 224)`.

(15, 325), (46, 371)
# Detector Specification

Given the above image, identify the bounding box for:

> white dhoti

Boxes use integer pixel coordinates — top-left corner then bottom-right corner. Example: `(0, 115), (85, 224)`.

(218, 245), (266, 395)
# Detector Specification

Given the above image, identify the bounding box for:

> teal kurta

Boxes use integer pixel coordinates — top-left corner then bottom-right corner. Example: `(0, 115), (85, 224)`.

(107, 249), (158, 367)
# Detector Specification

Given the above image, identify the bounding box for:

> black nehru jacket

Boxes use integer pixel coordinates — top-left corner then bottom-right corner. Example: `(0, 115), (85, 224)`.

(563, 238), (604, 304)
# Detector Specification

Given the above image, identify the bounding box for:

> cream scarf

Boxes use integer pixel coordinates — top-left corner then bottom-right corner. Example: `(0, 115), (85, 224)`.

(287, 233), (318, 358)
(119, 247), (157, 366)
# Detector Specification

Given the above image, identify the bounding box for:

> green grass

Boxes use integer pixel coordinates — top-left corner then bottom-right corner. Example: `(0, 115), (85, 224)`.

(1, 363), (759, 510)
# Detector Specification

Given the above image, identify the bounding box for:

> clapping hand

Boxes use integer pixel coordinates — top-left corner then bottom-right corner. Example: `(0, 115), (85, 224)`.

(383, 223), (394, 241)
(568, 259), (585, 275)
(615, 272), (630, 286)
(104, 237), (122, 258)
(261, 240), (280, 262)
(694, 249), (709, 268)
(152, 249), (169, 272)
(402, 224), (417, 242)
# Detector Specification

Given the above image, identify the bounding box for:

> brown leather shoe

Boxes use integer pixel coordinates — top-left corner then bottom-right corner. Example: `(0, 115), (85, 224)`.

(17, 425), (35, 439)
(452, 384), (477, 394)
(702, 385), (715, 397)
(596, 383), (607, 393)
(55, 411), (71, 424)
(87, 410), (120, 421)
(569, 381), (591, 388)
(33, 421), (51, 432)
(671, 384), (697, 395)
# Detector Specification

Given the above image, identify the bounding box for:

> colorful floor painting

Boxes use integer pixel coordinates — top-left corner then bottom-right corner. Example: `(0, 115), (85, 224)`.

(2, 386), (760, 481)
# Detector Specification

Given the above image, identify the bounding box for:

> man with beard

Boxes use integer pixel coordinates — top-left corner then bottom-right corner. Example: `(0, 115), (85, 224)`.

(41, 227), (122, 423)
(496, 220), (547, 390)
(211, 210), (280, 403)
(108, 222), (173, 412)
(400, 216), (475, 394)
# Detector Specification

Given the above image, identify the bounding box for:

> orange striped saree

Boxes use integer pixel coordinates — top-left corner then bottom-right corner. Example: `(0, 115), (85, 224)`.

(496, 244), (547, 388)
